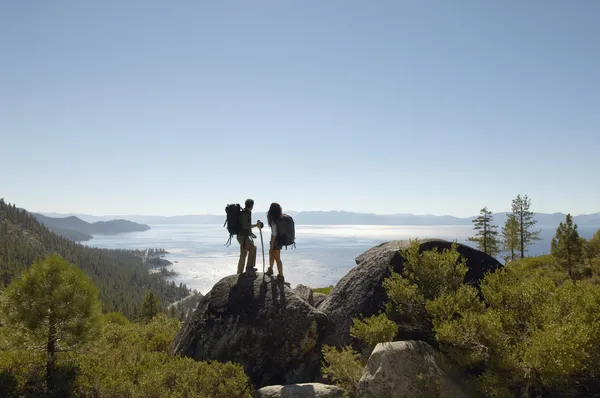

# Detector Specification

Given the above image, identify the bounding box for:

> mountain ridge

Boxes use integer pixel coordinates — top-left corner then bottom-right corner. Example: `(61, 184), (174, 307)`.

(32, 213), (151, 241)
(37, 210), (600, 227)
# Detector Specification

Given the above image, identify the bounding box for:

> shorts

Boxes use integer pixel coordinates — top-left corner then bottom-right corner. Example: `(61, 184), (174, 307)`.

(271, 236), (283, 251)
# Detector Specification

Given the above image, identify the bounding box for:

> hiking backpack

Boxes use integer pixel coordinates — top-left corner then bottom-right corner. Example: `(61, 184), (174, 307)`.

(224, 203), (242, 246)
(276, 213), (296, 249)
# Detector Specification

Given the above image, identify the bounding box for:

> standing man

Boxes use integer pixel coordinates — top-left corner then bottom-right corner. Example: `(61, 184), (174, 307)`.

(237, 199), (261, 275)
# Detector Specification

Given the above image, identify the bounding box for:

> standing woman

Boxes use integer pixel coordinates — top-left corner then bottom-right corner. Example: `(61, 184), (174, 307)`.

(266, 202), (284, 280)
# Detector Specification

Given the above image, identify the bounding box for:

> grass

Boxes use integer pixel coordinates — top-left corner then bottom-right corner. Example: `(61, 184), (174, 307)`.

(312, 285), (334, 294)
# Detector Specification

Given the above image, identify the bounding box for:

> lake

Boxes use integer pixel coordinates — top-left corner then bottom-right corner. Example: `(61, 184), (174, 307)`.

(82, 224), (599, 295)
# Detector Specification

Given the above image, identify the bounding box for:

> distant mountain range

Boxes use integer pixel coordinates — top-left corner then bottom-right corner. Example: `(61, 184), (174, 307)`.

(32, 213), (151, 242)
(38, 210), (600, 228)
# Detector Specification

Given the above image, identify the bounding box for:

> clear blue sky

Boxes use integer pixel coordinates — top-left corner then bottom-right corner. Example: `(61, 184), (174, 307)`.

(1, 1), (599, 217)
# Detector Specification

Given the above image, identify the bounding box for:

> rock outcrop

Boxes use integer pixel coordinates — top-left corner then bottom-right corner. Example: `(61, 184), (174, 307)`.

(293, 284), (315, 306)
(257, 383), (347, 398)
(313, 293), (327, 308)
(293, 284), (327, 309)
(170, 273), (328, 388)
(357, 341), (472, 398)
(319, 239), (502, 348)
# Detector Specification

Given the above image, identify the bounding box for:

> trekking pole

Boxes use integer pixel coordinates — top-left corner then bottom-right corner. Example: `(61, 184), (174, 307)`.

(259, 224), (265, 274)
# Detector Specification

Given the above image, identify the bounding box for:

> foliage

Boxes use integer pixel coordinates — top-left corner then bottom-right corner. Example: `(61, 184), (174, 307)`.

(0, 199), (190, 319)
(321, 345), (364, 396)
(501, 215), (520, 263)
(584, 229), (600, 264)
(312, 285), (334, 294)
(467, 207), (500, 257)
(0, 254), (102, 394)
(350, 313), (396, 351)
(140, 290), (162, 323)
(343, 241), (468, 354)
(427, 260), (600, 397)
(0, 312), (254, 397)
(510, 194), (541, 258)
(551, 214), (585, 280)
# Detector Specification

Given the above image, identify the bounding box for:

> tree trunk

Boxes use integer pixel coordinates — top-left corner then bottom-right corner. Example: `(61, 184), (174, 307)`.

(46, 313), (56, 394)
(520, 212), (525, 259)
(483, 219), (487, 254)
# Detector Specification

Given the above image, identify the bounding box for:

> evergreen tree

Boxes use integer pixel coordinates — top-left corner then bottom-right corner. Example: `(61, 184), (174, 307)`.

(0, 254), (101, 394)
(511, 194), (541, 258)
(467, 207), (500, 257)
(585, 229), (600, 264)
(141, 290), (161, 322)
(502, 214), (520, 262)
(551, 214), (584, 279)
(168, 304), (177, 318)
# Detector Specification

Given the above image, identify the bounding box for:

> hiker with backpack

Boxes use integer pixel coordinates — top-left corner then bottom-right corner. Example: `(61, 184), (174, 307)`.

(224, 199), (262, 275)
(265, 202), (295, 281)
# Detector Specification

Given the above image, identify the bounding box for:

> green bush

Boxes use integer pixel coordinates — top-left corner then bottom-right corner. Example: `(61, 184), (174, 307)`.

(427, 263), (600, 396)
(350, 313), (396, 351)
(345, 241), (468, 349)
(321, 345), (364, 396)
(72, 313), (254, 397)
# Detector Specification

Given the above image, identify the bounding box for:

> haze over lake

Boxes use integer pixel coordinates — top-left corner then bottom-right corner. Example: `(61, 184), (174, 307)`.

(82, 224), (599, 294)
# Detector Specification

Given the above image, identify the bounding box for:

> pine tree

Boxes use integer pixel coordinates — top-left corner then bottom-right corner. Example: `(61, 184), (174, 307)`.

(510, 194), (541, 258)
(0, 254), (101, 394)
(141, 290), (161, 323)
(467, 207), (500, 257)
(585, 229), (600, 264)
(551, 214), (584, 280)
(502, 215), (520, 262)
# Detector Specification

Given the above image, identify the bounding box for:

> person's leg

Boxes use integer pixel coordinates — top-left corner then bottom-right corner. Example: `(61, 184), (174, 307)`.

(267, 249), (274, 275)
(237, 236), (247, 274)
(246, 237), (257, 271)
(273, 249), (283, 278)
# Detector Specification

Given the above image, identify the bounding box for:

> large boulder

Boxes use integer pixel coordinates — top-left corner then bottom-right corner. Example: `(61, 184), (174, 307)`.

(257, 383), (347, 398)
(357, 341), (472, 398)
(170, 273), (329, 388)
(293, 285), (327, 309)
(313, 293), (327, 308)
(293, 284), (315, 306)
(319, 239), (502, 348)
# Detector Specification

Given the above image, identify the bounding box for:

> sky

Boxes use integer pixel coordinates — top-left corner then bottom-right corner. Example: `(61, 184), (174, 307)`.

(1, 1), (599, 217)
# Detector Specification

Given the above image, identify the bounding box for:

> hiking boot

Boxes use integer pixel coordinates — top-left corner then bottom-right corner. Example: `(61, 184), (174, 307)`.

(277, 274), (284, 281)
(246, 267), (257, 275)
(266, 268), (273, 276)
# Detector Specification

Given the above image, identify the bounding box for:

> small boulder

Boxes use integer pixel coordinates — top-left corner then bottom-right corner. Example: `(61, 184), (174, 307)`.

(170, 273), (328, 388)
(257, 383), (347, 398)
(319, 239), (502, 348)
(313, 293), (327, 308)
(293, 284), (315, 306)
(356, 341), (472, 398)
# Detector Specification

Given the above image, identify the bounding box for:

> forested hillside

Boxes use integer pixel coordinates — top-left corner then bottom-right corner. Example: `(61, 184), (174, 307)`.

(0, 199), (190, 318)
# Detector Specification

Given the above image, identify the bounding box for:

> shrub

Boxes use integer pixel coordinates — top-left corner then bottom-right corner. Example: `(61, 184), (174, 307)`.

(321, 345), (364, 395)
(427, 263), (600, 396)
(350, 313), (397, 351)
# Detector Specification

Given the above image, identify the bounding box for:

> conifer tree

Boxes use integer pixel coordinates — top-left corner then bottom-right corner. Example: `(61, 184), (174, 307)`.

(0, 254), (101, 394)
(467, 207), (500, 257)
(551, 214), (584, 279)
(510, 194), (541, 258)
(502, 215), (520, 262)
(141, 290), (161, 323)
